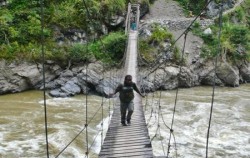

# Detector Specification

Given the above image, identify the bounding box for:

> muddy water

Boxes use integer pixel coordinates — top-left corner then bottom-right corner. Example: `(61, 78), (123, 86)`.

(0, 84), (249, 158)
(145, 84), (250, 158)
(0, 91), (111, 158)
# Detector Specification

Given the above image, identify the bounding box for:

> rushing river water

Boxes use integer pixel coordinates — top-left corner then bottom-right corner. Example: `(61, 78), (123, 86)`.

(0, 84), (249, 158)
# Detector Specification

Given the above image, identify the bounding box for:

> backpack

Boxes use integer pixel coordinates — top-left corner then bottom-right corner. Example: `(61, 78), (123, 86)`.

(118, 84), (135, 103)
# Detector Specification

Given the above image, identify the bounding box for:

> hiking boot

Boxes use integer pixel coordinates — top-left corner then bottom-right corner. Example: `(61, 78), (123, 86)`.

(122, 122), (127, 126)
(121, 121), (127, 126)
(127, 120), (131, 125)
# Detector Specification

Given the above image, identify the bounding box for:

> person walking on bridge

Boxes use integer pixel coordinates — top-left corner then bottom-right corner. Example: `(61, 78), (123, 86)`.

(110, 75), (144, 126)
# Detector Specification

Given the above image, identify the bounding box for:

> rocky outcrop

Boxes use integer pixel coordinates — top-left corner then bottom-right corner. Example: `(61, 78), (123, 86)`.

(0, 60), (60, 94)
(216, 62), (239, 87)
(206, 0), (236, 18)
(0, 0), (7, 6)
(0, 60), (119, 97)
(1, 56), (249, 97)
(238, 62), (250, 83)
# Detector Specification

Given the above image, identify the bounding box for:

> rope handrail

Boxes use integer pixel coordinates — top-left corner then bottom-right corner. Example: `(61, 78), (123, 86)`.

(54, 98), (109, 158)
(166, 31), (188, 158)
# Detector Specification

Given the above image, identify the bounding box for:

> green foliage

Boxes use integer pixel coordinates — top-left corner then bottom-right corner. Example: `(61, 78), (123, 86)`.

(89, 32), (127, 64)
(69, 43), (92, 62)
(198, 23), (249, 61)
(0, 0), (129, 65)
(174, 0), (207, 15)
(139, 25), (176, 63)
(172, 46), (181, 62)
(66, 32), (126, 65)
(50, 1), (80, 29)
(189, 1), (250, 62)
(149, 26), (173, 45)
(101, 0), (125, 15)
(139, 39), (155, 62)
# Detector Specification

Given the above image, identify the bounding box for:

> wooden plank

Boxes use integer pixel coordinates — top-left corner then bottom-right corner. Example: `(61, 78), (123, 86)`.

(101, 141), (151, 149)
(100, 151), (153, 158)
(99, 148), (153, 156)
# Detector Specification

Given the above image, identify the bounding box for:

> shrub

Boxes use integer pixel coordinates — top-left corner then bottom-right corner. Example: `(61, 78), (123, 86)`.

(149, 26), (173, 45)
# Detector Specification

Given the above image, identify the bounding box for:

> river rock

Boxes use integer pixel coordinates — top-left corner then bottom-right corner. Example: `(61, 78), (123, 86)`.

(239, 62), (250, 83)
(96, 78), (119, 96)
(216, 62), (239, 87)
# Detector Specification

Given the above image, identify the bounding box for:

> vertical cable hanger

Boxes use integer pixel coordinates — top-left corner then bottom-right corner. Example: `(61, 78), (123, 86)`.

(85, 64), (89, 158)
(167, 30), (189, 158)
(82, 1), (89, 157)
(40, 0), (49, 157)
(206, 3), (223, 158)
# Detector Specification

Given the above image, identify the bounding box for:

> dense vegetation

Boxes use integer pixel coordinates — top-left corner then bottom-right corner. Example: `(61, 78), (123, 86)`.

(174, 0), (228, 15)
(0, 0), (143, 65)
(0, 0), (249, 65)
(191, 0), (250, 63)
(174, 0), (210, 15)
(139, 24), (179, 63)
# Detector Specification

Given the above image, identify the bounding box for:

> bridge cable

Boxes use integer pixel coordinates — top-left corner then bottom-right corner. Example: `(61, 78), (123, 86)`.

(55, 1), (91, 156)
(206, 3), (223, 158)
(137, 1), (214, 156)
(54, 98), (106, 157)
(85, 65), (89, 158)
(145, 70), (158, 126)
(84, 102), (107, 158)
(101, 65), (105, 146)
(45, 1), (125, 157)
(40, 0), (49, 157)
(159, 70), (178, 157)
(145, 65), (178, 157)
(167, 30), (188, 158)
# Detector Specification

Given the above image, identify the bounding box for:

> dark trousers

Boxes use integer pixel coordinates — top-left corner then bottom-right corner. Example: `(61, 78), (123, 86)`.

(120, 101), (134, 123)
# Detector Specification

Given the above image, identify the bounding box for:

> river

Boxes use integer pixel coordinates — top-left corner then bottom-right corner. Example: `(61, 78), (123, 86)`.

(0, 84), (249, 158)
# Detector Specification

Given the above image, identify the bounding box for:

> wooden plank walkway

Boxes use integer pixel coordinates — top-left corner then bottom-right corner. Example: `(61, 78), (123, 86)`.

(99, 31), (154, 157)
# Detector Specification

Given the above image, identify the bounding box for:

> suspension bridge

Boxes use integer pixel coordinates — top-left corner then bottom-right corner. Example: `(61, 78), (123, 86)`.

(39, 0), (238, 157)
(99, 4), (154, 157)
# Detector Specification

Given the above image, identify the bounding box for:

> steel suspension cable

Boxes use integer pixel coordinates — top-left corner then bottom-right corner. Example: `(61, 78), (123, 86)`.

(206, 3), (223, 158)
(101, 65), (105, 146)
(167, 31), (188, 158)
(55, 97), (105, 158)
(158, 71), (178, 156)
(40, 0), (49, 157)
(84, 39), (89, 158)
(52, 1), (125, 156)
(146, 70), (158, 126)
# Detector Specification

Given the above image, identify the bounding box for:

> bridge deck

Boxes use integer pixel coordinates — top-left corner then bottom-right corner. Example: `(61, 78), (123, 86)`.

(99, 31), (153, 157)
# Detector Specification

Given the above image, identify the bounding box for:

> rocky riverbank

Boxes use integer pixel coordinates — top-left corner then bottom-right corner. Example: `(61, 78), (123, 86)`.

(0, 55), (249, 97)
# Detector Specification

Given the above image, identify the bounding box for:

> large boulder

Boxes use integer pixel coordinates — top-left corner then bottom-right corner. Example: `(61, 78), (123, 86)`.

(96, 78), (119, 96)
(216, 62), (239, 87)
(0, 61), (60, 94)
(178, 67), (198, 88)
(239, 62), (250, 83)
(49, 78), (81, 97)
(206, 0), (236, 18)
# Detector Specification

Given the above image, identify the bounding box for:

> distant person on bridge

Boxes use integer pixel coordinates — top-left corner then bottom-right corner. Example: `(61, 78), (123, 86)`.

(110, 75), (144, 126)
(131, 20), (136, 30)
